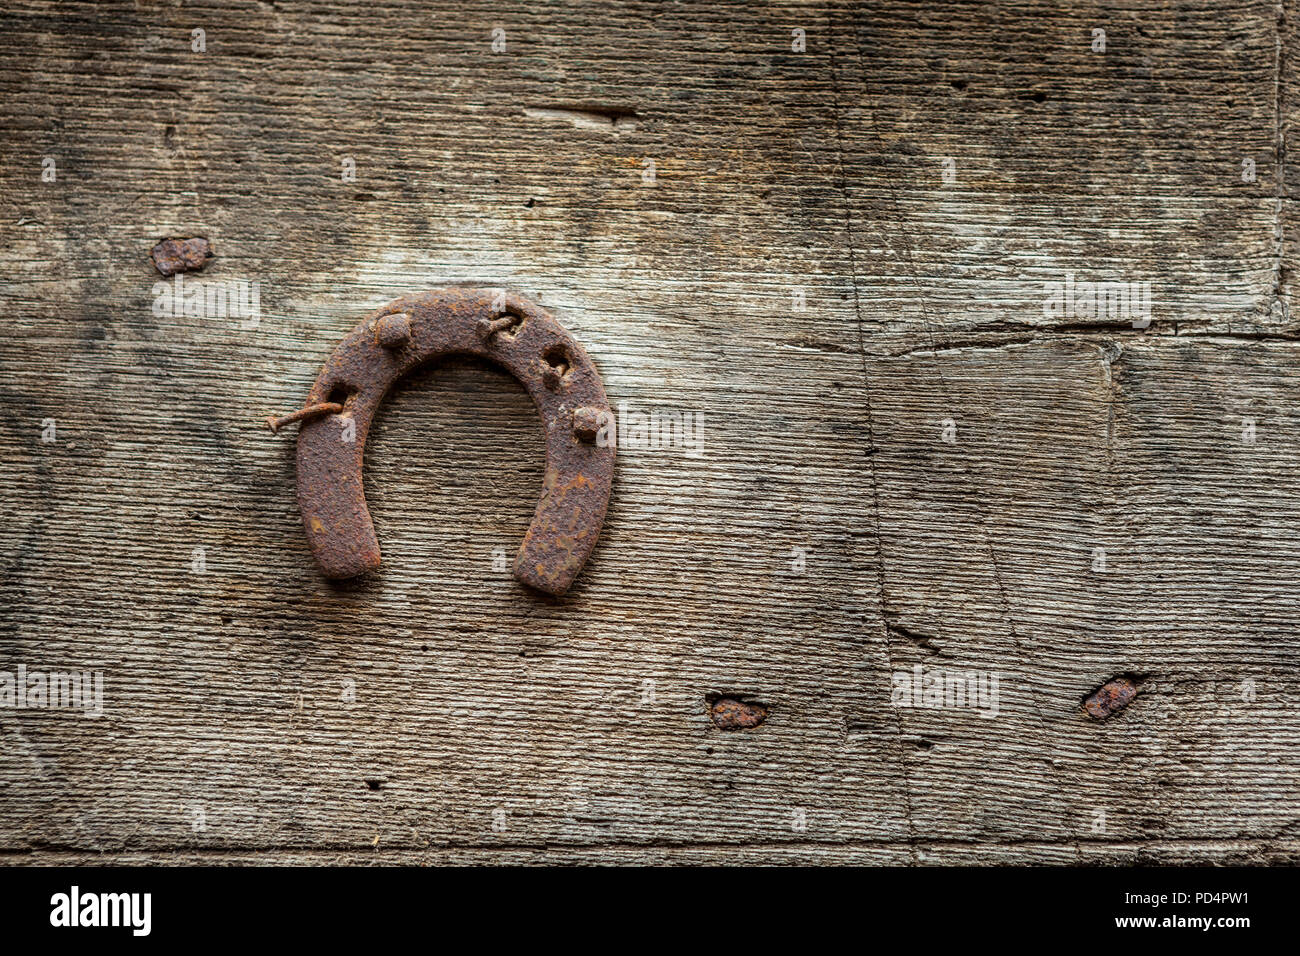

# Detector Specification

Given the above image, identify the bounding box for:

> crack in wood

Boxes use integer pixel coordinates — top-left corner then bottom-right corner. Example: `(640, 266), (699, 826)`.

(521, 106), (639, 132)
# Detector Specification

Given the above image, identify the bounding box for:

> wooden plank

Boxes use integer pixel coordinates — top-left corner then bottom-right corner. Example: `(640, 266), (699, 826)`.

(0, 0), (1297, 865)
(866, 337), (1300, 849)
(833, 0), (1287, 348)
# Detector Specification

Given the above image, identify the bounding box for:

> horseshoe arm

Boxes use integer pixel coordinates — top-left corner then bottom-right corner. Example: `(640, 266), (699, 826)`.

(289, 289), (614, 596)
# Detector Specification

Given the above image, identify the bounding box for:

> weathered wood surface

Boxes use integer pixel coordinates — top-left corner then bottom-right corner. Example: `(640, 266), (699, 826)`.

(1, 0), (1299, 865)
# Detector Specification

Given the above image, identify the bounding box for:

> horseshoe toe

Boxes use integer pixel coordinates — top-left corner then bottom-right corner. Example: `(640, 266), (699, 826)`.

(273, 289), (615, 596)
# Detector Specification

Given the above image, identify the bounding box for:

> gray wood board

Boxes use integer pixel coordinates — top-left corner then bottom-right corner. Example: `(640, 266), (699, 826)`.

(0, 0), (1296, 864)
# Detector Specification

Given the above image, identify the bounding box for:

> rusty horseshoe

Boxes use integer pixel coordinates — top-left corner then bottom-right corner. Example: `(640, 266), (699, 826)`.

(267, 288), (614, 596)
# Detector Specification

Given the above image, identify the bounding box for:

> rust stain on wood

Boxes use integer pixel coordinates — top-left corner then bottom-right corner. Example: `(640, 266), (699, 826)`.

(150, 237), (213, 276)
(710, 697), (768, 730)
(1083, 677), (1141, 720)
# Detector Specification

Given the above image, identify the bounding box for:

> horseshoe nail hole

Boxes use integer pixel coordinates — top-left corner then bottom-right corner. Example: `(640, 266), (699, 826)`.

(481, 309), (527, 341)
(327, 384), (357, 409)
(542, 345), (571, 384)
(498, 310), (526, 338)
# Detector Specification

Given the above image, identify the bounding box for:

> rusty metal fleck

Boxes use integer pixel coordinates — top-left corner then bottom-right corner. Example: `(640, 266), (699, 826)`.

(151, 236), (212, 276)
(1084, 676), (1139, 720)
(710, 698), (768, 730)
(266, 288), (615, 596)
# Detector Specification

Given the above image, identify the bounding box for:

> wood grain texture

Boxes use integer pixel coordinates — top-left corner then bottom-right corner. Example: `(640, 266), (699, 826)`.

(0, 0), (1297, 865)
